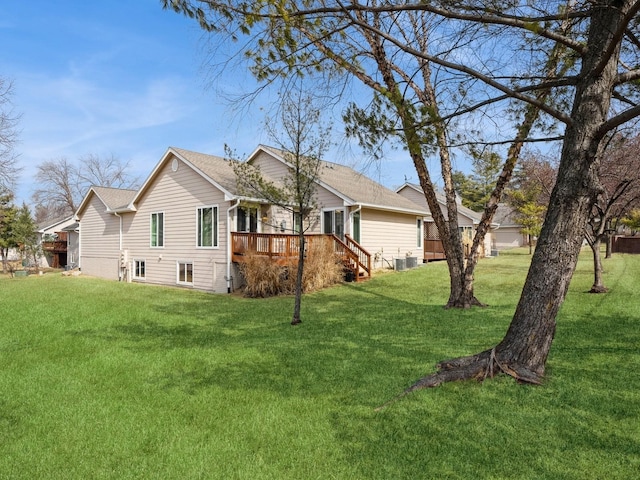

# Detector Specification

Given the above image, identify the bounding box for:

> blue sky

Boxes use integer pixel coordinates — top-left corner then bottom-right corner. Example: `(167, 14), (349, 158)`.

(2, 0), (422, 206)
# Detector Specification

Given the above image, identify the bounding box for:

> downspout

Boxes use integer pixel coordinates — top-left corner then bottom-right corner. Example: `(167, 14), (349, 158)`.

(77, 218), (81, 271)
(114, 212), (123, 281)
(226, 199), (240, 293)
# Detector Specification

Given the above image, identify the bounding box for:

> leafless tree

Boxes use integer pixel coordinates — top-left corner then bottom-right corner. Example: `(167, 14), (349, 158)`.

(585, 135), (640, 292)
(32, 154), (140, 220)
(231, 89), (331, 325)
(0, 77), (22, 194)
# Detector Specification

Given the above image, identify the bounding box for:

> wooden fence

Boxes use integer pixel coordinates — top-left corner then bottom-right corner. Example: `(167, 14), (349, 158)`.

(612, 236), (640, 254)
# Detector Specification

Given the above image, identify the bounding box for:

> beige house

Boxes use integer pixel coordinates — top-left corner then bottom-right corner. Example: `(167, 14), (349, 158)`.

(75, 187), (137, 279)
(492, 203), (527, 250)
(396, 183), (497, 260)
(76, 146), (428, 293)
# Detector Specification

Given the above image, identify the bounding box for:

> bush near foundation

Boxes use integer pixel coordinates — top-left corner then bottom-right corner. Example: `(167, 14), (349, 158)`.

(240, 237), (344, 298)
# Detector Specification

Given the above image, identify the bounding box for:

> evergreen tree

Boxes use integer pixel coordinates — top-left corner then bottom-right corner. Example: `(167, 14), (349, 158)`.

(0, 189), (17, 273)
(12, 203), (41, 271)
(453, 150), (502, 212)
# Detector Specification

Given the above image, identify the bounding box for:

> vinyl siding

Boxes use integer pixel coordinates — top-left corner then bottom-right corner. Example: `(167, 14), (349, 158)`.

(123, 157), (229, 292)
(360, 208), (423, 268)
(397, 186), (428, 209)
(398, 186), (476, 227)
(78, 194), (121, 280)
(398, 186), (493, 256)
(251, 151), (345, 236)
(494, 228), (526, 249)
(251, 150), (291, 179)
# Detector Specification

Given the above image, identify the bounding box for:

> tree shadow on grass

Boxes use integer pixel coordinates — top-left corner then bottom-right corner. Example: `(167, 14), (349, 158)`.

(62, 286), (640, 478)
(324, 307), (640, 478)
(69, 278), (516, 411)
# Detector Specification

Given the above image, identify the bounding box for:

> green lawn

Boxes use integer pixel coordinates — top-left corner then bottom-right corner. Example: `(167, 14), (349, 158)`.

(1, 249), (638, 479)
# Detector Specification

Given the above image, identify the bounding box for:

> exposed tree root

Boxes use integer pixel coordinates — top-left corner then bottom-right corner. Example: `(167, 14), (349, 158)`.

(588, 285), (608, 293)
(374, 348), (543, 411)
(445, 296), (487, 309)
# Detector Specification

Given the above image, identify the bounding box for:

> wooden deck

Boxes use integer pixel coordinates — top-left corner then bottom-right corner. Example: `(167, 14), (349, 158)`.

(231, 232), (372, 281)
(42, 239), (68, 268)
(42, 240), (68, 253)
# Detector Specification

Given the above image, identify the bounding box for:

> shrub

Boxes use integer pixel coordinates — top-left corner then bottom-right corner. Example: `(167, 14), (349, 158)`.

(239, 237), (344, 298)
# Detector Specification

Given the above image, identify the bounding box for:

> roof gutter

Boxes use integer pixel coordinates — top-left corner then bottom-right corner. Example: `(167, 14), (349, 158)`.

(355, 201), (429, 217)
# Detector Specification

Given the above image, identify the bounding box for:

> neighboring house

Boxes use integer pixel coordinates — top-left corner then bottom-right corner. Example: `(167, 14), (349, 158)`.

(37, 215), (79, 268)
(396, 183), (497, 260)
(75, 186), (138, 280)
(492, 203), (527, 250)
(76, 145), (428, 293)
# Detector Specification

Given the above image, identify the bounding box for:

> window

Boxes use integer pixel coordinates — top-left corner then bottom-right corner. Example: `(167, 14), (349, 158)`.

(177, 261), (193, 285)
(237, 207), (258, 232)
(133, 259), (146, 280)
(352, 210), (361, 243)
(197, 206), (218, 247)
(323, 209), (345, 240)
(417, 219), (423, 248)
(151, 212), (164, 247)
(293, 211), (302, 234)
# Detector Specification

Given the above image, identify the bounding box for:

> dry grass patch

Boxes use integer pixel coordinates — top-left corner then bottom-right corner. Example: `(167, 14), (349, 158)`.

(240, 237), (344, 297)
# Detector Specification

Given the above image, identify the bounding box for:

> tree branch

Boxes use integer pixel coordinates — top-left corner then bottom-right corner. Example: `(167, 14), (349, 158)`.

(598, 104), (640, 135)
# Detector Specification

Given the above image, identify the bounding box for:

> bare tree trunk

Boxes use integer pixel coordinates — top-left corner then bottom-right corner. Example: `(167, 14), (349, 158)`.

(360, 16), (479, 308)
(377, 2), (626, 405)
(291, 232), (305, 325)
(605, 232), (613, 258)
(1, 248), (8, 273)
(589, 239), (608, 293)
(461, 16), (574, 308)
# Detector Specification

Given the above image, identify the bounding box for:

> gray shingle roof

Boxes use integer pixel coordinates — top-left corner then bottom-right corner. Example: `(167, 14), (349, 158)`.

(85, 146), (428, 216)
(260, 145), (427, 214)
(171, 147), (240, 195)
(402, 182), (487, 223)
(37, 215), (73, 231)
(493, 203), (519, 226)
(92, 186), (137, 211)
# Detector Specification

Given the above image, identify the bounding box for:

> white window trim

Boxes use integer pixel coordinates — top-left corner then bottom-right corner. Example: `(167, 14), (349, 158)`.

(196, 205), (219, 249)
(176, 260), (194, 286)
(322, 208), (346, 235)
(237, 205), (260, 233)
(150, 211), (165, 248)
(133, 258), (146, 280)
(417, 218), (423, 248)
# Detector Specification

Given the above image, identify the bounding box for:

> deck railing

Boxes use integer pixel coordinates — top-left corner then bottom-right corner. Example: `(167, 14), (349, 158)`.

(42, 240), (68, 252)
(343, 234), (372, 279)
(231, 232), (371, 281)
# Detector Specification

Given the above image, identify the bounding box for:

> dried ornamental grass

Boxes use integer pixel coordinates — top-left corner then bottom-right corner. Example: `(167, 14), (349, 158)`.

(299, 236), (344, 291)
(238, 252), (286, 297)
(240, 237), (344, 297)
